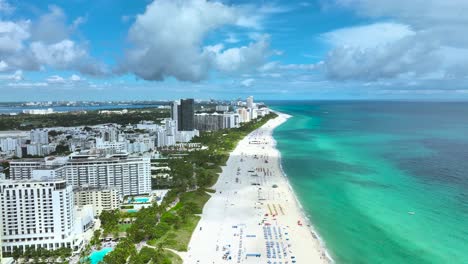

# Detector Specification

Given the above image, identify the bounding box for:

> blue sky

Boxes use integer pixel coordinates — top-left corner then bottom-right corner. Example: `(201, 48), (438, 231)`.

(1, 0), (468, 101)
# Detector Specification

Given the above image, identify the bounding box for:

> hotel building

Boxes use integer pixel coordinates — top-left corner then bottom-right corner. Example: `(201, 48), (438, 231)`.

(0, 178), (80, 254)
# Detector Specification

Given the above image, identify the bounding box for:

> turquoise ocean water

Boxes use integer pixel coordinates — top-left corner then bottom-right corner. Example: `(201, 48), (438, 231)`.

(270, 101), (468, 264)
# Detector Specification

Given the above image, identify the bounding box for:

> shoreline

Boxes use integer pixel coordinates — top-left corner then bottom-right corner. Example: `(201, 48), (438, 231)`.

(273, 113), (333, 263)
(184, 113), (331, 264)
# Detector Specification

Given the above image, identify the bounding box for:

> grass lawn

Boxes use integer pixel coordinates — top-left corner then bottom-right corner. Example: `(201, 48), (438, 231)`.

(163, 249), (183, 264)
(179, 190), (211, 213)
(149, 214), (201, 252)
(148, 190), (211, 251)
(118, 223), (132, 232)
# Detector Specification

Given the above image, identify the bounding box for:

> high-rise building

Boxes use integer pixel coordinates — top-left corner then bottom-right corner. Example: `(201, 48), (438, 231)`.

(194, 113), (224, 131)
(177, 99), (194, 131)
(9, 159), (44, 180)
(246, 96), (254, 109)
(0, 178), (80, 254)
(10, 155), (151, 197)
(171, 100), (179, 123)
(194, 113), (240, 131)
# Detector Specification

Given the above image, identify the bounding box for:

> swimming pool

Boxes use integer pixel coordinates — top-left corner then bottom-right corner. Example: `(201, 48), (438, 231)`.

(127, 197), (150, 203)
(89, 247), (113, 264)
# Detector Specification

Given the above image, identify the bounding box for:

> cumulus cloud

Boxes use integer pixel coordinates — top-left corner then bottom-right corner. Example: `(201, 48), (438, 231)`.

(334, 0), (468, 27)
(207, 35), (270, 72)
(0, 20), (30, 53)
(0, 4), (107, 76)
(322, 0), (468, 82)
(121, 0), (271, 82)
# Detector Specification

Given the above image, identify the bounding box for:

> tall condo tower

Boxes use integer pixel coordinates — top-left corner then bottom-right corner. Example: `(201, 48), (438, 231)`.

(246, 96), (254, 108)
(177, 99), (194, 131)
(171, 100), (179, 124)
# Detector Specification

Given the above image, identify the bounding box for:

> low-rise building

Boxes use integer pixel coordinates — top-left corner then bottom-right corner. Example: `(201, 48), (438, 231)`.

(74, 186), (121, 216)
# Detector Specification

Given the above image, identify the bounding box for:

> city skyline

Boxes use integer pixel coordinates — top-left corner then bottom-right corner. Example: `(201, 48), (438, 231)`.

(1, 0), (468, 101)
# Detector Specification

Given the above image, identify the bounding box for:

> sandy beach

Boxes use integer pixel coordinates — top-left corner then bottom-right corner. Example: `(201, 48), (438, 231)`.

(184, 113), (330, 264)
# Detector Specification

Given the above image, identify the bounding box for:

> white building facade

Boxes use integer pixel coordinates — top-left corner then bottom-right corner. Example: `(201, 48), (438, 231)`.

(0, 179), (80, 254)
(74, 187), (121, 216)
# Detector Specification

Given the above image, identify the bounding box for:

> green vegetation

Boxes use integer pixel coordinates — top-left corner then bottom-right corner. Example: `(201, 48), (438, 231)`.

(118, 223), (132, 232)
(129, 246), (182, 264)
(102, 238), (137, 264)
(0, 108), (169, 130)
(97, 113), (278, 262)
(148, 190), (210, 251)
(7, 247), (72, 263)
(99, 210), (120, 236)
(1, 161), (9, 178)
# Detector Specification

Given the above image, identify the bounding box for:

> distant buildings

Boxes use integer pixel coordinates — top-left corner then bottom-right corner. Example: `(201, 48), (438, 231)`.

(30, 129), (49, 144)
(22, 108), (54, 115)
(0, 178), (85, 254)
(215, 105), (230, 112)
(177, 99), (194, 131)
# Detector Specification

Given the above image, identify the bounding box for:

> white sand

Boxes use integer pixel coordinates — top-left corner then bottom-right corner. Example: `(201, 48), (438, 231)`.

(183, 113), (330, 264)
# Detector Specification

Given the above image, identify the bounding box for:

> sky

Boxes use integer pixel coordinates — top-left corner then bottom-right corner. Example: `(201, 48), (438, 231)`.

(1, 0), (468, 101)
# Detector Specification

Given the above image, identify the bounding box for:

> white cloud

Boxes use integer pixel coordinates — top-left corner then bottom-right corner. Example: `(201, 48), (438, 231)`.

(71, 16), (87, 30)
(334, 0), (468, 27)
(0, 20), (30, 53)
(322, 2), (468, 82)
(322, 22), (415, 49)
(241, 78), (255, 87)
(30, 40), (87, 69)
(0, 60), (8, 71)
(121, 0), (271, 82)
(7, 81), (48, 87)
(0, 70), (22, 81)
(208, 35), (270, 72)
(0, 5), (107, 76)
(46, 75), (66, 84)
(31, 5), (69, 44)
(69, 74), (82, 81)
(258, 61), (319, 72)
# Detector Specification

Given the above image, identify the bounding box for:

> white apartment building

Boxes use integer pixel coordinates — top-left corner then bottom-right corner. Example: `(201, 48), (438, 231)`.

(30, 129), (49, 144)
(10, 156), (151, 196)
(62, 156), (151, 197)
(74, 187), (121, 216)
(9, 159), (44, 180)
(0, 179), (81, 254)
(237, 108), (251, 123)
(95, 137), (126, 153)
(0, 138), (19, 153)
(215, 105), (230, 112)
(246, 96), (254, 109)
